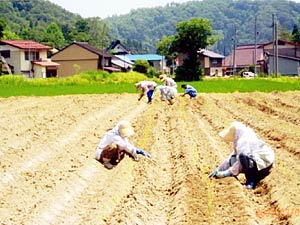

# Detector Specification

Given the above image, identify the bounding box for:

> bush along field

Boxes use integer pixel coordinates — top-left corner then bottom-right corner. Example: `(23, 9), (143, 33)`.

(0, 71), (300, 97)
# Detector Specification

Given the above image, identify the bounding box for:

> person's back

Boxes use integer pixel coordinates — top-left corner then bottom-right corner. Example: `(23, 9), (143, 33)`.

(181, 84), (197, 98)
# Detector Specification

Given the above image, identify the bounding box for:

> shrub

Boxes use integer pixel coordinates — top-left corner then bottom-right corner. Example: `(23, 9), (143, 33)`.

(133, 60), (150, 74)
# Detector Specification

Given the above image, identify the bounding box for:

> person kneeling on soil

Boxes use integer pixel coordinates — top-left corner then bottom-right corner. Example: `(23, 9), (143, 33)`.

(209, 121), (275, 189)
(95, 120), (151, 169)
(181, 84), (197, 99)
(156, 85), (178, 105)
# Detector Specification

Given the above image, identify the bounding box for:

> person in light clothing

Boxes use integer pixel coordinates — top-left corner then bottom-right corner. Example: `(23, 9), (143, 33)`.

(95, 120), (151, 169)
(156, 85), (178, 105)
(181, 84), (197, 99)
(209, 121), (275, 189)
(135, 81), (157, 104)
(159, 74), (177, 88)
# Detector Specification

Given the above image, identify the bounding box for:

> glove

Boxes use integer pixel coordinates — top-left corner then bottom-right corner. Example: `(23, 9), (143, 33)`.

(215, 170), (231, 178)
(209, 169), (219, 178)
(136, 149), (151, 158)
(209, 169), (231, 178)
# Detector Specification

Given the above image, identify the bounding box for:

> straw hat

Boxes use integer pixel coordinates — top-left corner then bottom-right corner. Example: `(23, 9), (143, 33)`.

(159, 74), (166, 81)
(135, 82), (141, 90)
(118, 120), (135, 137)
(219, 123), (236, 142)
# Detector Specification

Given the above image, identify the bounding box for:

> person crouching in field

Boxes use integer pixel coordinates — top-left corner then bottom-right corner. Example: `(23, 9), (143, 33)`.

(159, 74), (177, 88)
(181, 84), (197, 99)
(156, 85), (177, 105)
(209, 121), (275, 189)
(135, 81), (157, 104)
(95, 120), (151, 169)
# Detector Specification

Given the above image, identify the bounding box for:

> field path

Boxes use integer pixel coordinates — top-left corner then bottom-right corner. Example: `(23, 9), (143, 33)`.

(1, 92), (300, 224)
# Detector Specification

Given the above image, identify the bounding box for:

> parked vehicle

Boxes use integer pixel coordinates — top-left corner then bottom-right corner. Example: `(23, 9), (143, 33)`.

(242, 71), (257, 78)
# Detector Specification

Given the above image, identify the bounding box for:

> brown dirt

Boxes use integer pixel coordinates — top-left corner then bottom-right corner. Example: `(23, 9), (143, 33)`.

(1, 92), (300, 225)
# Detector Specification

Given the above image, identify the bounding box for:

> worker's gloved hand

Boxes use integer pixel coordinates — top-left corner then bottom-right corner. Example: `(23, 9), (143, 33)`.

(209, 169), (219, 178)
(215, 170), (231, 178)
(209, 169), (231, 178)
(136, 148), (151, 158)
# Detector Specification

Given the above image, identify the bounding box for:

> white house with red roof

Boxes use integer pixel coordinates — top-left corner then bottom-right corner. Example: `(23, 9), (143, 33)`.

(0, 40), (59, 78)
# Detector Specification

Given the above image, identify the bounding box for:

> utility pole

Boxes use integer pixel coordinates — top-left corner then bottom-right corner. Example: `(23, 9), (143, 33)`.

(272, 14), (276, 76)
(232, 25), (237, 76)
(275, 20), (278, 77)
(254, 15), (257, 75)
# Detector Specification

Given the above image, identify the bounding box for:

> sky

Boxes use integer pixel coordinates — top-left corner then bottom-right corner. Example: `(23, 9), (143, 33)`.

(48, 0), (193, 18)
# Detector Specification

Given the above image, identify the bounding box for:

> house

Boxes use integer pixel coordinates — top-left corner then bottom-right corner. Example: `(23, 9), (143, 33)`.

(0, 40), (59, 78)
(126, 54), (165, 72)
(198, 49), (225, 76)
(224, 40), (300, 76)
(106, 40), (134, 71)
(262, 39), (300, 75)
(224, 44), (264, 75)
(112, 55), (133, 71)
(176, 49), (225, 76)
(106, 40), (130, 55)
(51, 42), (120, 77)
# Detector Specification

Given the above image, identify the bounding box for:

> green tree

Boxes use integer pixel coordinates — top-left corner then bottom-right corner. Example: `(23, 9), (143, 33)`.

(2, 30), (20, 40)
(42, 22), (65, 49)
(0, 18), (7, 39)
(69, 19), (91, 42)
(292, 24), (300, 43)
(171, 18), (218, 81)
(87, 18), (110, 50)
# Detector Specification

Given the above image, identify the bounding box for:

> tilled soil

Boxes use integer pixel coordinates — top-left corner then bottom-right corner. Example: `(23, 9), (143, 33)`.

(1, 92), (300, 225)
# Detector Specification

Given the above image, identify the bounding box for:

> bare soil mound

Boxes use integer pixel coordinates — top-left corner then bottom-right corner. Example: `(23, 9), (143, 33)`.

(1, 92), (300, 225)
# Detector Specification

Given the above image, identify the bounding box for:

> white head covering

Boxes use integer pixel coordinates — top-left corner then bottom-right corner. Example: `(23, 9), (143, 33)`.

(117, 120), (135, 137)
(219, 123), (236, 142)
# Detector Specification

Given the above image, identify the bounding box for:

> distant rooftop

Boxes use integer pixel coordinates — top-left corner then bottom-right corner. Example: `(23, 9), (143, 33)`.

(0, 40), (52, 50)
(126, 54), (164, 61)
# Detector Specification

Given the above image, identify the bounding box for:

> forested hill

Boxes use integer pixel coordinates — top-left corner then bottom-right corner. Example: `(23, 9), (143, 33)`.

(105, 0), (300, 54)
(1, 0), (300, 55)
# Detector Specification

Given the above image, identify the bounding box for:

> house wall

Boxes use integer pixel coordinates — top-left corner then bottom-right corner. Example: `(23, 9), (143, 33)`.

(268, 56), (299, 75)
(264, 42), (300, 58)
(51, 44), (98, 77)
(34, 65), (46, 78)
(152, 60), (163, 72)
(0, 45), (21, 74)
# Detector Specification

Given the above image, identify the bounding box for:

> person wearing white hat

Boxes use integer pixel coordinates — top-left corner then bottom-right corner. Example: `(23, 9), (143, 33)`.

(159, 75), (177, 88)
(209, 121), (275, 189)
(135, 81), (157, 104)
(95, 120), (151, 169)
(156, 85), (178, 105)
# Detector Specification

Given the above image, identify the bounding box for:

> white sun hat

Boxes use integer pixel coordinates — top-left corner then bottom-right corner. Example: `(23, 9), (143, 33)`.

(118, 120), (135, 137)
(219, 123), (236, 142)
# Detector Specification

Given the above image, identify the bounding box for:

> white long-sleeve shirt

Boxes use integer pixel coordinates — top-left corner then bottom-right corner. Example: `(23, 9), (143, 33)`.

(95, 123), (137, 160)
(157, 85), (177, 99)
(163, 77), (177, 88)
(219, 122), (275, 175)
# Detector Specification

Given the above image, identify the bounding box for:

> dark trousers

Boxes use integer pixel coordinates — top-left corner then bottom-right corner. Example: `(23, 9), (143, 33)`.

(239, 153), (272, 185)
(147, 90), (154, 102)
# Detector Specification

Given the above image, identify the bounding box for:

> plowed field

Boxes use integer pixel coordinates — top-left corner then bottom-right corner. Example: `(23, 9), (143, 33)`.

(1, 91), (300, 225)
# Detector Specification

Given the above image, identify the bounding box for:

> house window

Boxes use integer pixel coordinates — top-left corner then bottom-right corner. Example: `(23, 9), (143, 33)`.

(0, 50), (10, 58)
(25, 51), (40, 61)
(104, 58), (110, 67)
(211, 59), (218, 64)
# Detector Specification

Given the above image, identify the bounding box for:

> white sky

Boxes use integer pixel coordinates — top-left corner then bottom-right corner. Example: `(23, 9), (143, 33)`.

(48, 0), (194, 18)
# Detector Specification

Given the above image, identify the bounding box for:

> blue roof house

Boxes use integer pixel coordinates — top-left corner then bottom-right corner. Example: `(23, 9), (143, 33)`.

(126, 54), (165, 72)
